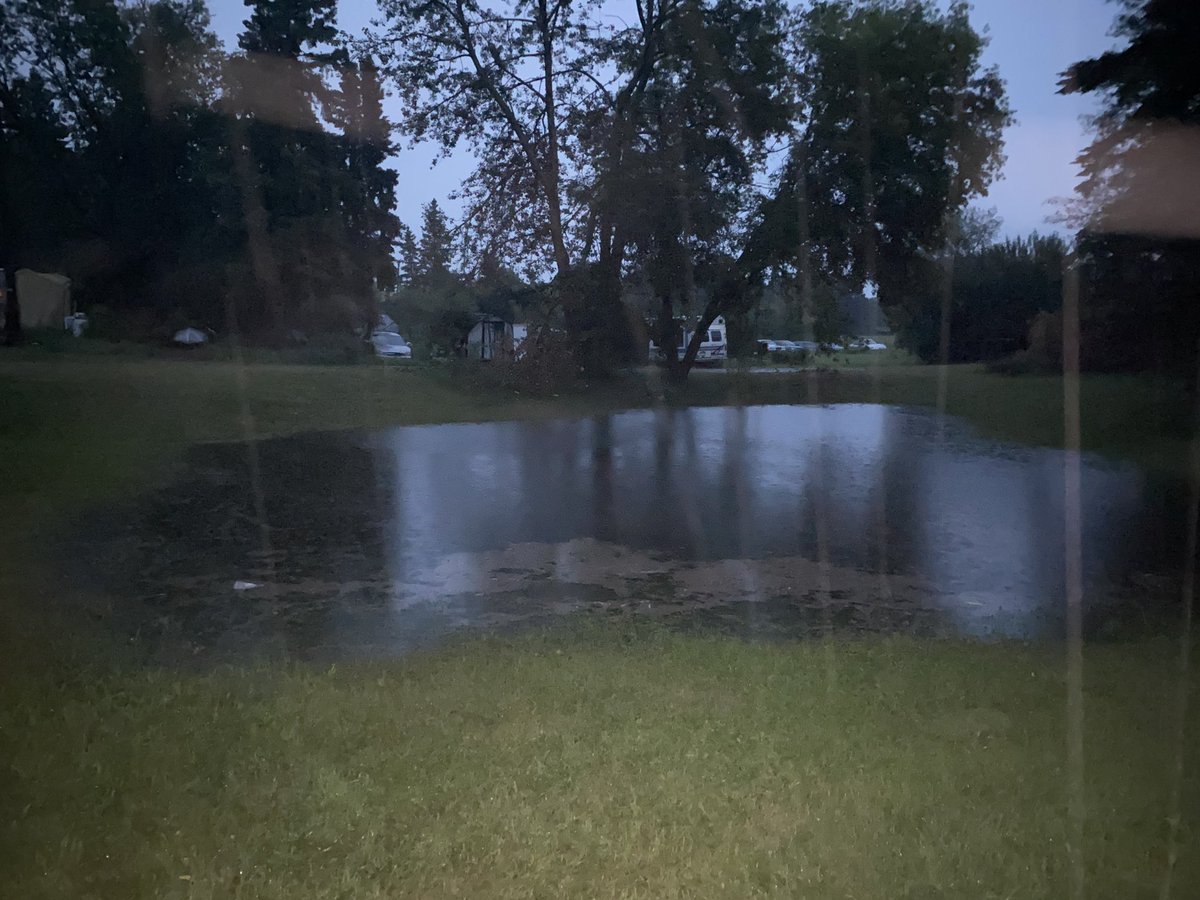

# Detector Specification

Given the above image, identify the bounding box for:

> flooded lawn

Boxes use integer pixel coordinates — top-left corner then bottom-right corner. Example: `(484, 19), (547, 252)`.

(65, 404), (1185, 663)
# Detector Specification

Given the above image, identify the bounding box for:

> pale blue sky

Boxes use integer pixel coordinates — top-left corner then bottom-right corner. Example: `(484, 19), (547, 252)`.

(207, 0), (1118, 237)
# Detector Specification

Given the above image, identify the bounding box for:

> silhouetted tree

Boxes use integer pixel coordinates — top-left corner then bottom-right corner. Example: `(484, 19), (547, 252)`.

(895, 233), (1066, 363)
(414, 200), (454, 287)
(750, 0), (1011, 338)
(1062, 0), (1200, 376)
(1, 0), (401, 342)
(0, 0), (228, 327)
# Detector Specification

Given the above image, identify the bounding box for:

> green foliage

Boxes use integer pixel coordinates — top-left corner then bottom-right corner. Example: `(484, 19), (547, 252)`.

(1064, 0), (1199, 129)
(370, 0), (800, 376)
(238, 0), (336, 57)
(751, 0), (1011, 316)
(1062, 0), (1200, 376)
(752, 279), (848, 344)
(368, 0), (1011, 378)
(0, 0), (401, 343)
(463, 327), (579, 394)
(619, 0), (797, 374)
(396, 224), (418, 286)
(414, 200), (454, 286)
(986, 309), (1063, 376)
(385, 282), (476, 357)
(0, 0), (230, 327)
(1078, 232), (1200, 374)
(895, 233), (1066, 363)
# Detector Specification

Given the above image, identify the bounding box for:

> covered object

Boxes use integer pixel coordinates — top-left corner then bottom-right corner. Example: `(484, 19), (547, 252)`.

(14, 269), (72, 328)
(172, 327), (209, 346)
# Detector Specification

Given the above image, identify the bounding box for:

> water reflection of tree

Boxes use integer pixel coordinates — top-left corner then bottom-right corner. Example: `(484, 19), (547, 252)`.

(591, 416), (617, 543)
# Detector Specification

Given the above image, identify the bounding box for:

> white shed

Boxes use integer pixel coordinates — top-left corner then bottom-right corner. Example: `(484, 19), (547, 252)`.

(465, 316), (529, 361)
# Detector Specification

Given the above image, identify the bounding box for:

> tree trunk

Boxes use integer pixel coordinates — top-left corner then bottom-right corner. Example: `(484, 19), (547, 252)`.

(656, 290), (685, 381)
(678, 306), (720, 378)
(536, 0), (570, 276)
(228, 120), (287, 341)
(856, 45), (877, 288)
(794, 138), (815, 331)
(936, 91), (966, 413)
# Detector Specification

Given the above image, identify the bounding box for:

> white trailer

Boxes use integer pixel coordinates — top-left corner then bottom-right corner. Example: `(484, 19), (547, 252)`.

(649, 315), (728, 364)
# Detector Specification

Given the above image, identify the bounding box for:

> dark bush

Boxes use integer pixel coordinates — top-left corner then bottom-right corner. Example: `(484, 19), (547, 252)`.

(458, 328), (580, 395)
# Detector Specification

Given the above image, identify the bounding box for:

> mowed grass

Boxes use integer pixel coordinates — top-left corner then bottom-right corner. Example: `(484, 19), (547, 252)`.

(1, 355), (1190, 502)
(2, 629), (1197, 899)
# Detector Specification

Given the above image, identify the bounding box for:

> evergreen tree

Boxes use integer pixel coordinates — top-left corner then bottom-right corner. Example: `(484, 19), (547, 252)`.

(415, 200), (454, 286)
(1063, 0), (1200, 375)
(332, 57), (400, 291)
(396, 224), (418, 287)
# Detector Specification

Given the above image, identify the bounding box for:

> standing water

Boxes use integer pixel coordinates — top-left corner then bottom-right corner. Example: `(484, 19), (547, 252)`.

(66, 405), (1184, 663)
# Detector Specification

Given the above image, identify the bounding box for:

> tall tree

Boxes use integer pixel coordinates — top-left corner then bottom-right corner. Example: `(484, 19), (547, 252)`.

(414, 200), (454, 286)
(751, 0), (1011, 325)
(619, 0), (796, 377)
(370, 0), (688, 370)
(372, 0), (799, 375)
(386, 202), (473, 354)
(2, 0), (401, 341)
(372, 0), (604, 279)
(396, 223), (418, 286)
(0, 0), (228, 324)
(1061, 0), (1200, 238)
(1061, 0), (1200, 376)
(224, 0), (349, 337)
(329, 56), (401, 292)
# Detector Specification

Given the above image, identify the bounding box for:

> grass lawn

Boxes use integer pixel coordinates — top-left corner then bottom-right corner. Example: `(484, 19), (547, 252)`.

(1, 353), (1190, 507)
(2, 628), (1197, 898)
(1, 354), (1196, 897)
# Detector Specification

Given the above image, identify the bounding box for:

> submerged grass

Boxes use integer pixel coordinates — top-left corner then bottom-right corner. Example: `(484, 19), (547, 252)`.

(2, 627), (1197, 898)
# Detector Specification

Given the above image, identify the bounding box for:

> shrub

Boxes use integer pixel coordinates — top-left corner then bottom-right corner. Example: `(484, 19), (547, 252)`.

(987, 311), (1063, 376)
(459, 328), (580, 395)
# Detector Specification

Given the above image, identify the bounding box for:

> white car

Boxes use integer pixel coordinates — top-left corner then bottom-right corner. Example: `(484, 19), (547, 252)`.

(371, 331), (412, 359)
(849, 338), (888, 351)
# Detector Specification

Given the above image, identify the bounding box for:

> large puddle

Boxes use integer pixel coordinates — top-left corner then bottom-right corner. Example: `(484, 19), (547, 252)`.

(65, 405), (1186, 663)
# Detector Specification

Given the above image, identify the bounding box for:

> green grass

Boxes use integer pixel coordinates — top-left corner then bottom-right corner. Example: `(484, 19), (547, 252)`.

(820, 347), (922, 367)
(2, 627), (1197, 898)
(1, 355), (1189, 494)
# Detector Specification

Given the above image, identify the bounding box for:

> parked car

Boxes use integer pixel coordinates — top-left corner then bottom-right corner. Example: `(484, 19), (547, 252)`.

(756, 339), (784, 354)
(848, 338), (888, 351)
(819, 341), (844, 352)
(791, 340), (820, 352)
(371, 331), (412, 359)
(172, 326), (209, 346)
